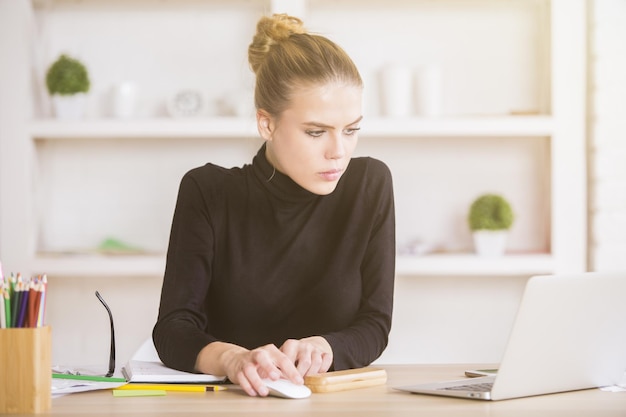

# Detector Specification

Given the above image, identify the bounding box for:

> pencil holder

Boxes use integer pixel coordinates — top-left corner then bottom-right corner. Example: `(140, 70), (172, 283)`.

(0, 326), (51, 414)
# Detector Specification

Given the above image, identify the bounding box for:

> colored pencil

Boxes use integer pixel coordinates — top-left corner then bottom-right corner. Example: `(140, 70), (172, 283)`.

(16, 283), (29, 328)
(0, 263), (3, 329)
(0, 285), (5, 328)
(37, 275), (47, 327)
(32, 278), (43, 328)
(10, 274), (19, 327)
(115, 384), (227, 392)
(3, 284), (10, 328)
(0, 272), (48, 328)
(52, 373), (127, 383)
(27, 277), (37, 327)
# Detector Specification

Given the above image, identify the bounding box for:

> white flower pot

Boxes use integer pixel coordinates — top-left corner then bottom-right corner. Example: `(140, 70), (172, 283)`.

(51, 93), (87, 120)
(472, 230), (508, 257)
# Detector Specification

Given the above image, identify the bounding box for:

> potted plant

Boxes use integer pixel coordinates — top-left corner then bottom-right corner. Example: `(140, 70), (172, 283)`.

(45, 54), (90, 119)
(467, 193), (514, 257)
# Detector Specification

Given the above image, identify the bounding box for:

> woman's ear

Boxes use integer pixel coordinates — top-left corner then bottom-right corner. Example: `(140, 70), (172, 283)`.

(256, 110), (273, 142)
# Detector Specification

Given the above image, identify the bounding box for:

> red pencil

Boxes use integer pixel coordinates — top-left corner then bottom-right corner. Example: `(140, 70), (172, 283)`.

(24, 277), (38, 327)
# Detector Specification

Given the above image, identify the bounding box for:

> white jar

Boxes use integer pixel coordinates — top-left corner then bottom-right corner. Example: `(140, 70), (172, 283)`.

(379, 63), (413, 118)
(111, 82), (138, 119)
(415, 65), (443, 117)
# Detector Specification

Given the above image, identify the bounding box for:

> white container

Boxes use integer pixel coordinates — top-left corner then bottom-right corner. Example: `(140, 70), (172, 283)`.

(472, 230), (509, 257)
(415, 65), (443, 117)
(379, 64), (413, 118)
(111, 82), (138, 118)
(51, 94), (87, 120)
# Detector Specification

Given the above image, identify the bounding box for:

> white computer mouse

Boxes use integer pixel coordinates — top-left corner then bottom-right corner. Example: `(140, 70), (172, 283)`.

(263, 378), (311, 399)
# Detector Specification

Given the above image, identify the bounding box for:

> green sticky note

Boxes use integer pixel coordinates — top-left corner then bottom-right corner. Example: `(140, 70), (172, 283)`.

(113, 389), (166, 397)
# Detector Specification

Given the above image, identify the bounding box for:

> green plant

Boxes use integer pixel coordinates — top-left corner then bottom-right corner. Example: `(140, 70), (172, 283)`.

(45, 54), (90, 95)
(468, 194), (514, 231)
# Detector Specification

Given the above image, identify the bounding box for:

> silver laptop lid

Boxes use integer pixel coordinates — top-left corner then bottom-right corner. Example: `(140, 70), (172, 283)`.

(490, 272), (626, 400)
(394, 272), (626, 401)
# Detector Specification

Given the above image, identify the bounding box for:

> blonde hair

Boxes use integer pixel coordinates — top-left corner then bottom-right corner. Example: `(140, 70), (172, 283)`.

(248, 14), (363, 117)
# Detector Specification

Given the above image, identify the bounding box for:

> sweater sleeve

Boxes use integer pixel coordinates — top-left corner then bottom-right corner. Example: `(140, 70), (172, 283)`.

(152, 171), (217, 373)
(323, 160), (396, 370)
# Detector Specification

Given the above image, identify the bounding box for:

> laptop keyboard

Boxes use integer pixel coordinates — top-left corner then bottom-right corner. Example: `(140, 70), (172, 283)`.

(442, 382), (493, 392)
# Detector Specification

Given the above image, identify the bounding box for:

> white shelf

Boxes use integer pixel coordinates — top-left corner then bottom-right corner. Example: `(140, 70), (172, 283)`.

(362, 116), (554, 137)
(396, 253), (554, 277)
(28, 252), (553, 278)
(29, 115), (553, 140)
(29, 254), (166, 278)
(29, 118), (259, 140)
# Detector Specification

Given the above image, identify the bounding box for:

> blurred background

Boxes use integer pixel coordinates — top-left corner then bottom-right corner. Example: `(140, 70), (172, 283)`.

(0, 0), (624, 369)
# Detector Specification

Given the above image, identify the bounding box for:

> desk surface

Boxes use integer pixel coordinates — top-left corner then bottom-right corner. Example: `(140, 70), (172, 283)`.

(45, 364), (625, 417)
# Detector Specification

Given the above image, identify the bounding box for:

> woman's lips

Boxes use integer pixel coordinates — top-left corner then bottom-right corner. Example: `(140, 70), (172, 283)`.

(319, 169), (343, 181)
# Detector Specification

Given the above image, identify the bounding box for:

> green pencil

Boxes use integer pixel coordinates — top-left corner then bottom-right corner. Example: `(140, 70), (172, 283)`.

(10, 274), (18, 327)
(3, 286), (11, 328)
(52, 373), (127, 383)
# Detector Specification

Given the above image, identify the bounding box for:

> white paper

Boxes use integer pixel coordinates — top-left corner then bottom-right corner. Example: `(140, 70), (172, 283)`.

(123, 360), (226, 383)
(51, 378), (127, 398)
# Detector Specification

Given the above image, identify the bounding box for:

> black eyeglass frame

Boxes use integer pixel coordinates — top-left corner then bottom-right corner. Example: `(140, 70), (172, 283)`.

(95, 290), (116, 378)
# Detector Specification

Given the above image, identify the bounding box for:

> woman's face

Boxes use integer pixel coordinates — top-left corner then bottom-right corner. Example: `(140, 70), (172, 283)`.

(260, 81), (363, 195)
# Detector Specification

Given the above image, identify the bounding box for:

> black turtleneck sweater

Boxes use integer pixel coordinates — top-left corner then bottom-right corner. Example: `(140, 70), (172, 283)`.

(153, 145), (395, 373)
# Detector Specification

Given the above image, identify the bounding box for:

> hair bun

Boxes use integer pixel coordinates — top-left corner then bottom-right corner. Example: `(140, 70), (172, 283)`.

(248, 14), (306, 74)
(261, 13), (305, 41)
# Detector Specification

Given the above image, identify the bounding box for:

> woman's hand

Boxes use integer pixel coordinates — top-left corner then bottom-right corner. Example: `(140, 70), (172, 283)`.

(279, 336), (333, 377)
(196, 342), (303, 397)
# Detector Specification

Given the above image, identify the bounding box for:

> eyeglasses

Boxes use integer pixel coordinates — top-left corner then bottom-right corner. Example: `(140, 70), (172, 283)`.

(95, 290), (116, 378)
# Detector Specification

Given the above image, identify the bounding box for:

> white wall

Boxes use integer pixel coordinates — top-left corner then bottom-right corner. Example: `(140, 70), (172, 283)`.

(589, 0), (626, 272)
(376, 275), (528, 364)
(0, 0), (592, 368)
(45, 276), (163, 373)
(0, 0), (34, 272)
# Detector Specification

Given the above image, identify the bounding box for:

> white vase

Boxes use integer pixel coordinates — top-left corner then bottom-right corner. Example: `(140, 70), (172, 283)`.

(472, 230), (508, 257)
(414, 65), (443, 117)
(379, 63), (413, 118)
(52, 93), (87, 120)
(111, 82), (137, 119)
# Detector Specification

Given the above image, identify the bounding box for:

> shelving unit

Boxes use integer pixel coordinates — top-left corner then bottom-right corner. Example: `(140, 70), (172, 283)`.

(2, 0), (586, 280)
(0, 0), (588, 367)
(28, 113), (559, 278)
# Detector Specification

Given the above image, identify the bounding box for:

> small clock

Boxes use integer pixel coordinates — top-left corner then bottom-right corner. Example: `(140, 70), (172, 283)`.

(167, 89), (205, 118)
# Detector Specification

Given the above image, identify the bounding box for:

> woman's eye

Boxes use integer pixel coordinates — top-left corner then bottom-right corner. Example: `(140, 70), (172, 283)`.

(345, 127), (361, 136)
(306, 130), (325, 138)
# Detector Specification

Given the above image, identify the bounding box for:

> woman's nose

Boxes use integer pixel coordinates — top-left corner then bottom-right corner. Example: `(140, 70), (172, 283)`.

(326, 134), (346, 160)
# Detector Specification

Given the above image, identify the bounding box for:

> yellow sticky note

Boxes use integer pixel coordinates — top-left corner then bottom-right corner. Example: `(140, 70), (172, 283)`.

(113, 389), (166, 397)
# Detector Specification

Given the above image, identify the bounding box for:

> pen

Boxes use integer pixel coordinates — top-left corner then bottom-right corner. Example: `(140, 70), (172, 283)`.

(52, 373), (127, 383)
(115, 384), (227, 392)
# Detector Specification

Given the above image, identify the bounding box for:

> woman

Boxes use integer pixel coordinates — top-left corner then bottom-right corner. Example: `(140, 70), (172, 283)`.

(153, 13), (395, 397)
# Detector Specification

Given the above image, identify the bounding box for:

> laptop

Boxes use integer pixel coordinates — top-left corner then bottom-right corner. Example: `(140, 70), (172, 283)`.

(395, 272), (626, 401)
